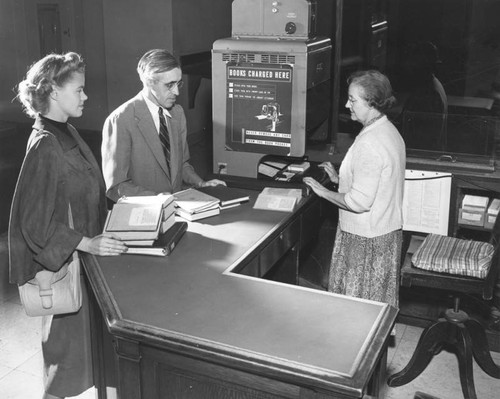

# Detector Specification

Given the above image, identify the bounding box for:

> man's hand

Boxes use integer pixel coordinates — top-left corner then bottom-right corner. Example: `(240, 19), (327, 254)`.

(199, 179), (227, 187)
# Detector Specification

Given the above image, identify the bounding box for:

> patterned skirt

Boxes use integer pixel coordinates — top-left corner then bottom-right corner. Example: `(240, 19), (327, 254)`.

(328, 227), (402, 308)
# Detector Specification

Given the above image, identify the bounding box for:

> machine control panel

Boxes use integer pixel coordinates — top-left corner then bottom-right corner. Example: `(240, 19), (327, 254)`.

(232, 0), (317, 39)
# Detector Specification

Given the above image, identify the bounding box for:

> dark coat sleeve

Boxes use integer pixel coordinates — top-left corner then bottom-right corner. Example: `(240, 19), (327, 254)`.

(9, 133), (82, 284)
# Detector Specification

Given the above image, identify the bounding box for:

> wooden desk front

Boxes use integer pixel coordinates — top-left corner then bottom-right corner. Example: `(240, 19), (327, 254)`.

(84, 191), (397, 399)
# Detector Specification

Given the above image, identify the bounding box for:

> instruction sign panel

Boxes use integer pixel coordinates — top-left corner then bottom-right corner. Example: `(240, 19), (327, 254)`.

(225, 62), (292, 155)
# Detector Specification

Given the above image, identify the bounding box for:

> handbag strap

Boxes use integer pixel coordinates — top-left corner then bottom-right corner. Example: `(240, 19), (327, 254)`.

(68, 202), (74, 229)
(68, 203), (79, 261)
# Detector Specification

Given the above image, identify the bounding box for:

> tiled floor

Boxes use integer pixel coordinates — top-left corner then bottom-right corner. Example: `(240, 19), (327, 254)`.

(1, 279), (499, 399)
(0, 281), (94, 399)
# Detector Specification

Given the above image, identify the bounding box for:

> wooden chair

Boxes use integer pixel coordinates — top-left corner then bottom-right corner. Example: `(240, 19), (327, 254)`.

(387, 216), (500, 399)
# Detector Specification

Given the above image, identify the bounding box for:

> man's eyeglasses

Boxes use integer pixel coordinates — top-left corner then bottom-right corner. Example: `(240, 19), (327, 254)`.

(164, 80), (184, 91)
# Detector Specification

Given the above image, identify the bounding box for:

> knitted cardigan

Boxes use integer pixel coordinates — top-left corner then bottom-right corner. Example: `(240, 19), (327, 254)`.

(339, 116), (406, 238)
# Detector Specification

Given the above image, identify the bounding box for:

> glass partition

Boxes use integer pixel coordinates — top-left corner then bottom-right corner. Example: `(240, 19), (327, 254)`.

(335, 0), (500, 168)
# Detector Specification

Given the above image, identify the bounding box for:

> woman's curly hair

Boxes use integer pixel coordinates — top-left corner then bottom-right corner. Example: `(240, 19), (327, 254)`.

(16, 52), (85, 118)
(347, 70), (396, 113)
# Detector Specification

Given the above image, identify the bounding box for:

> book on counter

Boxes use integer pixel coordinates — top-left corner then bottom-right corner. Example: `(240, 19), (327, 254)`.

(197, 185), (250, 208)
(118, 194), (175, 230)
(123, 212), (177, 246)
(175, 205), (220, 221)
(253, 187), (303, 212)
(103, 194), (174, 245)
(173, 187), (220, 214)
(125, 221), (188, 256)
(158, 200), (176, 233)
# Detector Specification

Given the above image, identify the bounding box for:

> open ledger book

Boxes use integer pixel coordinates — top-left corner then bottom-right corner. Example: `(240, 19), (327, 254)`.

(103, 194), (174, 245)
(253, 187), (303, 212)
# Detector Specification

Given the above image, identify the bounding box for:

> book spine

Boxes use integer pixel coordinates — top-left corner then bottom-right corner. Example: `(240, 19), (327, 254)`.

(165, 223), (188, 255)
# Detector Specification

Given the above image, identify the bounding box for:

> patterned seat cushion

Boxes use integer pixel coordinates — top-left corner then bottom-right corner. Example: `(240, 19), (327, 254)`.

(411, 234), (494, 279)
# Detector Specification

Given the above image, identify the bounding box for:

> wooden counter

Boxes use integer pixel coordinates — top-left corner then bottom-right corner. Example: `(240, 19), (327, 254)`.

(83, 190), (397, 399)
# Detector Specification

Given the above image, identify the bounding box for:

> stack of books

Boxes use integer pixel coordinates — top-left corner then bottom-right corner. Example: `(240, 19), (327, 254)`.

(115, 194), (176, 234)
(173, 188), (221, 221)
(197, 185), (250, 210)
(103, 194), (187, 256)
(125, 221), (188, 256)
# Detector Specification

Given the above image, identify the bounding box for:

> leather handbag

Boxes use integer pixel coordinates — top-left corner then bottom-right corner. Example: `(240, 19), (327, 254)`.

(18, 204), (82, 317)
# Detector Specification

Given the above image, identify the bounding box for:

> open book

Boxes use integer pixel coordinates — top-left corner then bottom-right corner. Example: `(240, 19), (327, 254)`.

(103, 194), (174, 245)
(253, 187), (302, 212)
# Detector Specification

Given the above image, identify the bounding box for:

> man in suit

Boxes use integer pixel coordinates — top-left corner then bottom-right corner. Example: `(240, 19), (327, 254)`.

(102, 49), (225, 202)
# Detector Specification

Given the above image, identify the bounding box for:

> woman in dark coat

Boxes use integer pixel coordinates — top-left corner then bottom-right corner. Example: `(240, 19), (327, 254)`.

(9, 52), (127, 399)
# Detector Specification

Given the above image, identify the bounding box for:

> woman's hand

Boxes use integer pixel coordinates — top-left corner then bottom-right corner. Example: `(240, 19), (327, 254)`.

(319, 162), (339, 184)
(304, 176), (350, 211)
(77, 234), (128, 256)
(303, 177), (331, 199)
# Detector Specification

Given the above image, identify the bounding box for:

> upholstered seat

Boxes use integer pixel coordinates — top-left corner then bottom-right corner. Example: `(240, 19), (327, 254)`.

(387, 218), (500, 399)
(412, 233), (494, 279)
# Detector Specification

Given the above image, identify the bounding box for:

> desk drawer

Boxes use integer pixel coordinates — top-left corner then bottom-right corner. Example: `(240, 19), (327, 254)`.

(260, 218), (300, 276)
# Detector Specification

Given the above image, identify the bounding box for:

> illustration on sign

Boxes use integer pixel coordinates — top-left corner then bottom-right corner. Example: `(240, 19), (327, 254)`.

(225, 62), (293, 156)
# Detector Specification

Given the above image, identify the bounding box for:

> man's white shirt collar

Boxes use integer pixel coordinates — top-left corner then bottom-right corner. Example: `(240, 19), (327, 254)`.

(142, 91), (172, 132)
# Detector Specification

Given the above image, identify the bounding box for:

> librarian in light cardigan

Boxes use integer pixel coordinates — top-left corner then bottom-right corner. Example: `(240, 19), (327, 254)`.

(304, 70), (406, 308)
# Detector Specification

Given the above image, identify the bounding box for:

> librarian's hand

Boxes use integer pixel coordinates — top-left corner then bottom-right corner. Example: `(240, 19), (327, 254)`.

(199, 179), (227, 187)
(78, 234), (128, 256)
(319, 162), (339, 184)
(303, 177), (331, 199)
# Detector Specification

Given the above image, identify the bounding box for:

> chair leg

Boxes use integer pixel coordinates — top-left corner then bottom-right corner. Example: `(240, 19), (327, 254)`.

(387, 319), (449, 387)
(455, 324), (477, 399)
(466, 318), (500, 378)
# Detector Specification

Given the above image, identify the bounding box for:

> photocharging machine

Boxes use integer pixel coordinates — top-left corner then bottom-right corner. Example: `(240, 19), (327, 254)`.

(212, 0), (332, 178)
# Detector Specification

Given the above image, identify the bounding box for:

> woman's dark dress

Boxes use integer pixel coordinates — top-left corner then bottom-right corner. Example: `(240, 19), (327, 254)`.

(9, 116), (107, 396)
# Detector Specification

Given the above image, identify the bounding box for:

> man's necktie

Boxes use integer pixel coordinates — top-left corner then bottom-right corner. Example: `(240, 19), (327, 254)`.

(158, 106), (171, 171)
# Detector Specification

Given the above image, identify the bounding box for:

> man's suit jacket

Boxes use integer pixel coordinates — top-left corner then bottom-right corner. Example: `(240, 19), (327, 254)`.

(102, 93), (202, 202)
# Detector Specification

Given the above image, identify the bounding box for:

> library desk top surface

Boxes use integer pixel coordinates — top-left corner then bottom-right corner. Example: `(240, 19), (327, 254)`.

(83, 188), (397, 396)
